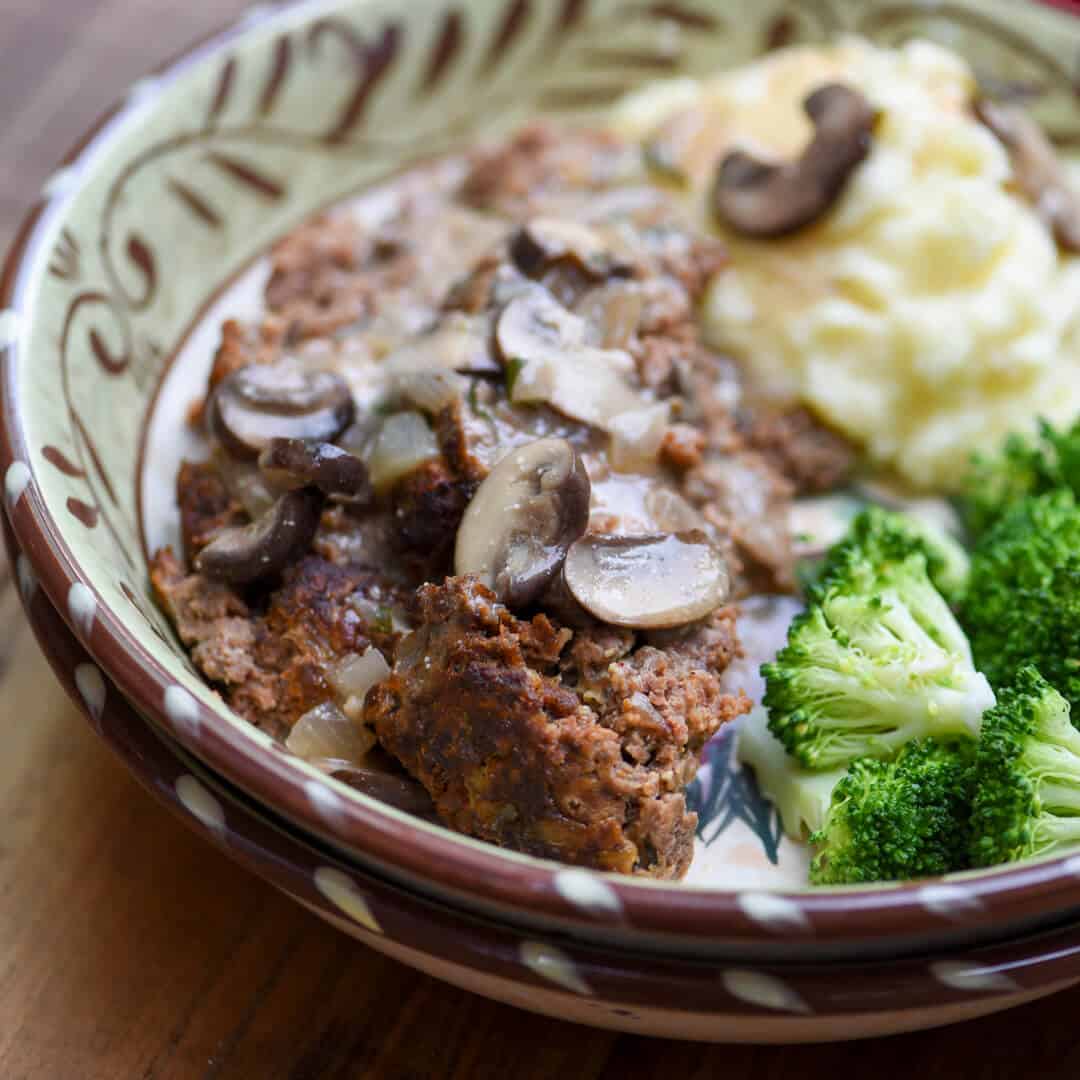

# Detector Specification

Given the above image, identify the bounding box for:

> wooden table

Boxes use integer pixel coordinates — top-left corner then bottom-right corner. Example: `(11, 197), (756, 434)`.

(4, 3), (1080, 1077)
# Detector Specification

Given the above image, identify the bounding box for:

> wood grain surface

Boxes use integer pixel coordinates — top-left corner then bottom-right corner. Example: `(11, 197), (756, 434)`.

(4, 3), (1080, 1078)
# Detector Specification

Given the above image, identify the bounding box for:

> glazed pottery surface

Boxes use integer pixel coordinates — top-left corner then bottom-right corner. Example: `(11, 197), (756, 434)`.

(5, 0), (1080, 964)
(13, 515), (1080, 1042)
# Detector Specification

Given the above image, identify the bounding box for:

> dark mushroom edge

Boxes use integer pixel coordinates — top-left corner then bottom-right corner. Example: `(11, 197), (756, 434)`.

(563, 530), (730, 629)
(974, 97), (1080, 254)
(711, 82), (877, 237)
(454, 437), (591, 608)
(259, 437), (373, 502)
(195, 487), (325, 584)
(209, 362), (356, 460)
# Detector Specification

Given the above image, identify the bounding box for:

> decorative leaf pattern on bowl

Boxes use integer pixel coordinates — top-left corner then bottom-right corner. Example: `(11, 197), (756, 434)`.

(4, 0), (1078, 903)
(687, 728), (784, 864)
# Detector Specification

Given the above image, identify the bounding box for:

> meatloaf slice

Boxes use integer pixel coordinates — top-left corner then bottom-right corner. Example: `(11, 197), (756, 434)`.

(151, 548), (403, 738)
(176, 459), (247, 561)
(365, 577), (749, 878)
(743, 406), (856, 496)
(460, 123), (637, 219)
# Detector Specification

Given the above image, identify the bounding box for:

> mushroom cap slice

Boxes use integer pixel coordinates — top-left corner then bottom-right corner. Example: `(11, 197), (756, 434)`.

(563, 530), (729, 629)
(494, 286), (644, 430)
(258, 437), (372, 502)
(974, 97), (1080, 253)
(209, 363), (356, 460)
(194, 487), (323, 584)
(454, 437), (591, 608)
(509, 218), (631, 281)
(711, 82), (876, 238)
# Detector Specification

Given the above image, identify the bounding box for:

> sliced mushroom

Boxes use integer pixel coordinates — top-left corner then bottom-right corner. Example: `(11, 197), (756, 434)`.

(494, 286), (643, 430)
(711, 83), (876, 237)
(329, 763), (436, 817)
(258, 438), (372, 502)
(563, 530), (729, 629)
(975, 98), (1080, 253)
(454, 437), (590, 608)
(537, 567), (597, 628)
(392, 369), (465, 414)
(495, 285), (591, 367)
(209, 363), (356, 460)
(194, 487), (323, 584)
(509, 219), (631, 281)
(382, 315), (501, 384)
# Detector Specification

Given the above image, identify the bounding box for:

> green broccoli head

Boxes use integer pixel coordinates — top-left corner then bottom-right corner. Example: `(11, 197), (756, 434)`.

(809, 738), (975, 885)
(961, 417), (1080, 539)
(963, 490), (1080, 713)
(820, 506), (969, 604)
(970, 666), (1080, 867)
(763, 547), (994, 770)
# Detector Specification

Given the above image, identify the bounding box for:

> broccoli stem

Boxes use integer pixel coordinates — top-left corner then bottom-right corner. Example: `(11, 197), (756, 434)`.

(1039, 815), (1080, 848)
(1038, 783), (1080, 815)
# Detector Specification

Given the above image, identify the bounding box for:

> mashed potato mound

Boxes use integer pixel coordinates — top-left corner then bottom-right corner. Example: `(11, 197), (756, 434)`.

(613, 39), (1080, 490)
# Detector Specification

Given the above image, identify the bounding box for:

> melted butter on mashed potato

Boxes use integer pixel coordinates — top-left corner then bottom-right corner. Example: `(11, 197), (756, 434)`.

(612, 38), (1080, 490)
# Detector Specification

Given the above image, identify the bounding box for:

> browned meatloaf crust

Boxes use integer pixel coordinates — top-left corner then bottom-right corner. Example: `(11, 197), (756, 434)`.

(151, 547), (404, 739)
(366, 577), (750, 877)
(150, 121), (857, 878)
(176, 460), (247, 561)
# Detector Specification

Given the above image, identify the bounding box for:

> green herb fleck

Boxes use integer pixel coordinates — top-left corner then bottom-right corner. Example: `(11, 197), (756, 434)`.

(467, 378), (491, 421)
(505, 357), (526, 398)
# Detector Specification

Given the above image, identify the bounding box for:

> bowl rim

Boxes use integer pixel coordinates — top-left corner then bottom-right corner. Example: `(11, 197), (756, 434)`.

(15, 511), (1080, 1030)
(6, 0), (1080, 955)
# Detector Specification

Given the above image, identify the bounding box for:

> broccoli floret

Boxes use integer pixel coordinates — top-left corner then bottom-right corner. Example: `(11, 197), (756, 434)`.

(809, 738), (975, 885)
(962, 490), (1080, 713)
(970, 667), (1080, 866)
(737, 707), (846, 840)
(819, 506), (969, 603)
(961, 417), (1080, 539)
(763, 546), (994, 770)
(892, 513), (969, 604)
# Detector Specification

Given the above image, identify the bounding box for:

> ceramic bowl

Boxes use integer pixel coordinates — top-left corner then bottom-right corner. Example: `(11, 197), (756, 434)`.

(5, 0), (1080, 965)
(15, 516), (1080, 1042)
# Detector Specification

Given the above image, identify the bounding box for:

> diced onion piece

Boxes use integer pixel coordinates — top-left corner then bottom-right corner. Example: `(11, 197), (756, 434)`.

(337, 412), (383, 459)
(644, 486), (705, 533)
(329, 647), (391, 701)
(367, 411), (440, 492)
(575, 282), (644, 349)
(348, 594), (410, 634)
(608, 402), (671, 471)
(216, 453), (279, 519)
(394, 369), (464, 413)
(286, 700), (376, 763)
